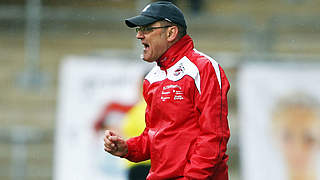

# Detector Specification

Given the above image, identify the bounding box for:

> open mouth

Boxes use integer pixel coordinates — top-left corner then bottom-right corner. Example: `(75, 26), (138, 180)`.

(142, 43), (149, 50)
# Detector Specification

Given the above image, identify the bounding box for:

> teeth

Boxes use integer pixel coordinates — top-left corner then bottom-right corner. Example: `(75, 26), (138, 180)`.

(143, 44), (149, 50)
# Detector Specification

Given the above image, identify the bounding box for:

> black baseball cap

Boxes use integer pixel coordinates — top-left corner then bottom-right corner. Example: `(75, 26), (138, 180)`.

(125, 1), (187, 29)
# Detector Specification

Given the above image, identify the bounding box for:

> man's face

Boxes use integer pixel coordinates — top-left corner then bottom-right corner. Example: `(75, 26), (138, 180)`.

(275, 107), (320, 170)
(136, 21), (170, 62)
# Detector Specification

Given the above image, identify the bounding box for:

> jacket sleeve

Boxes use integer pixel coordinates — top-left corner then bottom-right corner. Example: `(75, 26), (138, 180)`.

(124, 127), (150, 162)
(122, 80), (151, 162)
(184, 62), (230, 179)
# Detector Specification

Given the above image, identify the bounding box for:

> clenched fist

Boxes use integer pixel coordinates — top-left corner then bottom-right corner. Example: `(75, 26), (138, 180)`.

(104, 130), (128, 157)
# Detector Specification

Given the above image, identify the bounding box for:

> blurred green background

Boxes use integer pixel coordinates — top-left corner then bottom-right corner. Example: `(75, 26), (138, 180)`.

(0, 0), (319, 179)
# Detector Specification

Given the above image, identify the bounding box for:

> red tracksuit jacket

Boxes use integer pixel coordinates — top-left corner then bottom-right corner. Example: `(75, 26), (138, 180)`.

(124, 35), (230, 180)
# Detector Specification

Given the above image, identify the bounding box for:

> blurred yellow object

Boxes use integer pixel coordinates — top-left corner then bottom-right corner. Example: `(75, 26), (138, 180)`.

(122, 100), (150, 167)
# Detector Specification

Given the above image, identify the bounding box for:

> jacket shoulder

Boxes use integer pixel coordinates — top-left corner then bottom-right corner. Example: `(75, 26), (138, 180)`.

(189, 49), (222, 89)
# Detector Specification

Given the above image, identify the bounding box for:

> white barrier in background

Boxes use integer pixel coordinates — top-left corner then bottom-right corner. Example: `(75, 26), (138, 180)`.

(54, 56), (150, 180)
(238, 62), (320, 180)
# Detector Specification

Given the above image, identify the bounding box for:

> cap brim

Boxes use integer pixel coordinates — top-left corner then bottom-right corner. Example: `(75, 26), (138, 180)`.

(125, 15), (159, 28)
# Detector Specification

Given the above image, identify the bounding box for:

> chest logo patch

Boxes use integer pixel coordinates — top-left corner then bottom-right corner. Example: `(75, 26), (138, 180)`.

(173, 63), (185, 76)
(161, 85), (184, 102)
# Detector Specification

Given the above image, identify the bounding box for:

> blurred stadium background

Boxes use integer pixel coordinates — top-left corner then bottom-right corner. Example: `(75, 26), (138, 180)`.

(0, 0), (319, 179)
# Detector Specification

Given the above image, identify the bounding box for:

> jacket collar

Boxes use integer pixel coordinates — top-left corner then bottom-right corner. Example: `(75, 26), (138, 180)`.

(157, 34), (194, 70)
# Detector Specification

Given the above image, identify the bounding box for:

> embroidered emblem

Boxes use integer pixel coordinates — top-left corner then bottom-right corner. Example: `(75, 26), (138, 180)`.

(174, 63), (185, 76)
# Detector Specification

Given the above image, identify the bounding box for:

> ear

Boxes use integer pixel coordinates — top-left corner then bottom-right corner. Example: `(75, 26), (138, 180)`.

(167, 26), (178, 42)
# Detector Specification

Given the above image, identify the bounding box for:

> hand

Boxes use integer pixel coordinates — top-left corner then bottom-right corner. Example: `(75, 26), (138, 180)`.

(104, 130), (128, 157)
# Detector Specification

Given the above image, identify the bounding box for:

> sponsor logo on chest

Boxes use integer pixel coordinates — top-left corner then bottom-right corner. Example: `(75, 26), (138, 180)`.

(161, 84), (184, 102)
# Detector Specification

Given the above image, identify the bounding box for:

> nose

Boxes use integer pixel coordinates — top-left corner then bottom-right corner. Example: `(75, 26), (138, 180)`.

(136, 31), (144, 39)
